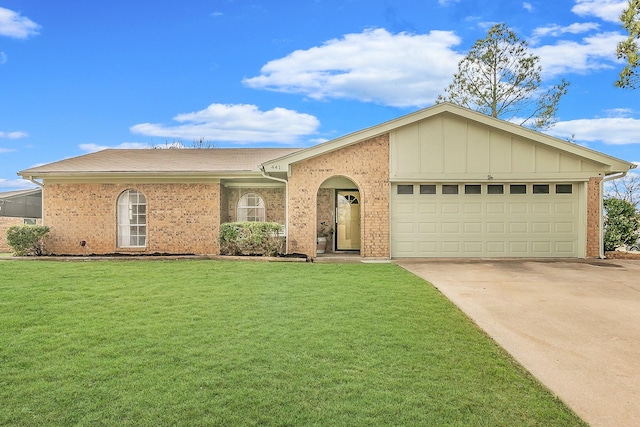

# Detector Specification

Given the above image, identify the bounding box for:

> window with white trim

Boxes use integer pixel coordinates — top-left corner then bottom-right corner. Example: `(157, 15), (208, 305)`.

(117, 189), (147, 247)
(237, 193), (265, 222)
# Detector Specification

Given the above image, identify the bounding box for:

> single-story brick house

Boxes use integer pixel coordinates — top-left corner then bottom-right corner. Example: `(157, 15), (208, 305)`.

(18, 103), (636, 259)
(0, 189), (43, 252)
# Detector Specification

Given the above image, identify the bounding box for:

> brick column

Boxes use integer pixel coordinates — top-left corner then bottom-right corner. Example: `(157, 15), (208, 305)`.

(586, 177), (602, 258)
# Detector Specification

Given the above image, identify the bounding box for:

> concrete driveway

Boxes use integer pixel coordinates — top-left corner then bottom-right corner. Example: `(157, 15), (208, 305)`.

(395, 258), (640, 427)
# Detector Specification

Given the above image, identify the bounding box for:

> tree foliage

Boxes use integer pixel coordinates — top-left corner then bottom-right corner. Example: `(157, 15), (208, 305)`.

(616, 0), (640, 89)
(603, 198), (640, 251)
(437, 23), (569, 130)
(6, 225), (50, 256)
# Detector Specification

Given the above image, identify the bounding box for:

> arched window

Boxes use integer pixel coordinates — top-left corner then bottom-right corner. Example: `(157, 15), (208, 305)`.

(237, 193), (265, 222)
(117, 189), (147, 247)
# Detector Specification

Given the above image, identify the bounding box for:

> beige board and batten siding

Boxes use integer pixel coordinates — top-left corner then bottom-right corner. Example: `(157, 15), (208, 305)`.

(388, 113), (606, 258)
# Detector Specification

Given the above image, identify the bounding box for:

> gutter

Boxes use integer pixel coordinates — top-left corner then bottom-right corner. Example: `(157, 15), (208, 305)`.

(260, 166), (289, 254)
(599, 171), (629, 259)
(26, 176), (45, 225)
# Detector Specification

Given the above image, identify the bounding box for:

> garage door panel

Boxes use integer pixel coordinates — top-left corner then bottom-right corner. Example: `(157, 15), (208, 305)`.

(464, 203), (482, 214)
(509, 222), (528, 233)
(464, 222), (482, 233)
(418, 222), (437, 233)
(391, 183), (581, 257)
(486, 203), (505, 214)
(442, 203), (459, 214)
(555, 241), (575, 254)
(532, 222), (551, 233)
(532, 241), (551, 253)
(396, 222), (415, 233)
(486, 222), (505, 233)
(532, 203), (551, 214)
(555, 202), (575, 214)
(486, 241), (506, 254)
(419, 203), (437, 214)
(509, 203), (528, 214)
(441, 241), (460, 253)
(418, 241), (438, 253)
(555, 222), (574, 233)
(464, 241), (483, 253)
(509, 241), (529, 253)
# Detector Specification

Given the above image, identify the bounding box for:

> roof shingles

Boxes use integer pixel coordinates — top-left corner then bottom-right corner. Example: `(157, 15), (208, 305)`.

(19, 148), (302, 175)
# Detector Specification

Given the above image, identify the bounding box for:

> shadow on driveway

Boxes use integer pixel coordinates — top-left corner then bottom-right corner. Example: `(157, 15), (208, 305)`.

(396, 259), (640, 427)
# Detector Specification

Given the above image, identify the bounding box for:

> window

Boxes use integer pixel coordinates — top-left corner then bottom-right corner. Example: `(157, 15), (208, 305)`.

(510, 184), (527, 194)
(465, 184), (481, 194)
(397, 185), (414, 195)
(442, 184), (459, 194)
(23, 218), (37, 225)
(237, 193), (265, 222)
(556, 184), (573, 194)
(420, 184), (436, 194)
(533, 184), (550, 194)
(488, 184), (504, 194)
(117, 189), (146, 247)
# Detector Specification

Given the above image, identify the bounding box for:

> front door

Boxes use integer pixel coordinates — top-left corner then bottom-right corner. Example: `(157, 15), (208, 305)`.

(336, 190), (360, 251)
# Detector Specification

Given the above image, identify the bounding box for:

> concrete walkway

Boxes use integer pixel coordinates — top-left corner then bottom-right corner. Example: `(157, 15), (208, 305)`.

(395, 259), (640, 427)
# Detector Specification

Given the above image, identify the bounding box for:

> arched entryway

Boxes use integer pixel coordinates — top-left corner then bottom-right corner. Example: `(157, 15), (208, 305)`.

(317, 176), (361, 254)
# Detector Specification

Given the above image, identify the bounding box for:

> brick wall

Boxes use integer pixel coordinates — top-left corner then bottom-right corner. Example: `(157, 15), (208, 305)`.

(287, 135), (390, 258)
(586, 176), (602, 258)
(43, 182), (221, 255)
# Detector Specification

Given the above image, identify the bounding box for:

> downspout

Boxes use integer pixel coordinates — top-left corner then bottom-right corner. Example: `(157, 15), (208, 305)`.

(260, 166), (289, 254)
(26, 176), (45, 226)
(599, 171), (628, 259)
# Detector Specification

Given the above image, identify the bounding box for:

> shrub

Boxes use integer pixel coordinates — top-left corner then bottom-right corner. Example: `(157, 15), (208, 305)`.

(219, 222), (284, 256)
(6, 225), (51, 256)
(604, 198), (640, 251)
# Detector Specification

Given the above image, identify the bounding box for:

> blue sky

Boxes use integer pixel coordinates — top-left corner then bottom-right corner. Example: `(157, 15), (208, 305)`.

(0, 0), (638, 192)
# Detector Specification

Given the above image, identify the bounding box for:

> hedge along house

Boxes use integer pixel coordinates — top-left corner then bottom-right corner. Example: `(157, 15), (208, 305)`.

(19, 103), (636, 259)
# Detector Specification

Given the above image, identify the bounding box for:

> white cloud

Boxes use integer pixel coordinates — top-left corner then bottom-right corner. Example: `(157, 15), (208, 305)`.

(0, 52), (6, 65)
(0, 7), (40, 39)
(0, 148), (17, 153)
(532, 32), (625, 77)
(79, 142), (149, 152)
(532, 22), (600, 40)
(130, 103), (320, 144)
(0, 131), (28, 139)
(523, 2), (534, 12)
(0, 178), (38, 189)
(242, 28), (463, 108)
(438, 0), (460, 5)
(571, 0), (627, 23)
(549, 117), (640, 145)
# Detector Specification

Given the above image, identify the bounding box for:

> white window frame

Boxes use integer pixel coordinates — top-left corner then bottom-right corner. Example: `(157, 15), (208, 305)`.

(117, 189), (147, 247)
(237, 193), (265, 222)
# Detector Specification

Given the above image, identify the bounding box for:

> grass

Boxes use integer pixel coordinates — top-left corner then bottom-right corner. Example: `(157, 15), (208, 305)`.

(0, 260), (586, 426)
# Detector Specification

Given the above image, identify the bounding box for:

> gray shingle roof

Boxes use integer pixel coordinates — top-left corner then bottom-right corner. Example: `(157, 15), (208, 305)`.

(19, 148), (302, 175)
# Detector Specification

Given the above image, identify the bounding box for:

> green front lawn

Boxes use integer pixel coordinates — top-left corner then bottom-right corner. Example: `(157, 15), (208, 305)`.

(0, 260), (585, 426)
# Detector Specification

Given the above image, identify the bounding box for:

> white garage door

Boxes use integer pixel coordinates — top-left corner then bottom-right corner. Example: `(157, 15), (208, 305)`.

(391, 183), (583, 258)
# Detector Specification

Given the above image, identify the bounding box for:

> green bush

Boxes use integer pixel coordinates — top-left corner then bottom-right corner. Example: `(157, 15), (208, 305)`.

(604, 198), (640, 251)
(6, 225), (51, 256)
(219, 222), (284, 256)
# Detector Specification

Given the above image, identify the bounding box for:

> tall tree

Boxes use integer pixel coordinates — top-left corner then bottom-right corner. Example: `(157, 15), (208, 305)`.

(616, 0), (640, 89)
(437, 23), (569, 130)
(605, 173), (640, 207)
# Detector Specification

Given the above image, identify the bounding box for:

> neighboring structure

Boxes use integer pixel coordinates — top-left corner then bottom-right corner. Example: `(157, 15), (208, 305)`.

(17, 103), (636, 258)
(0, 189), (43, 252)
